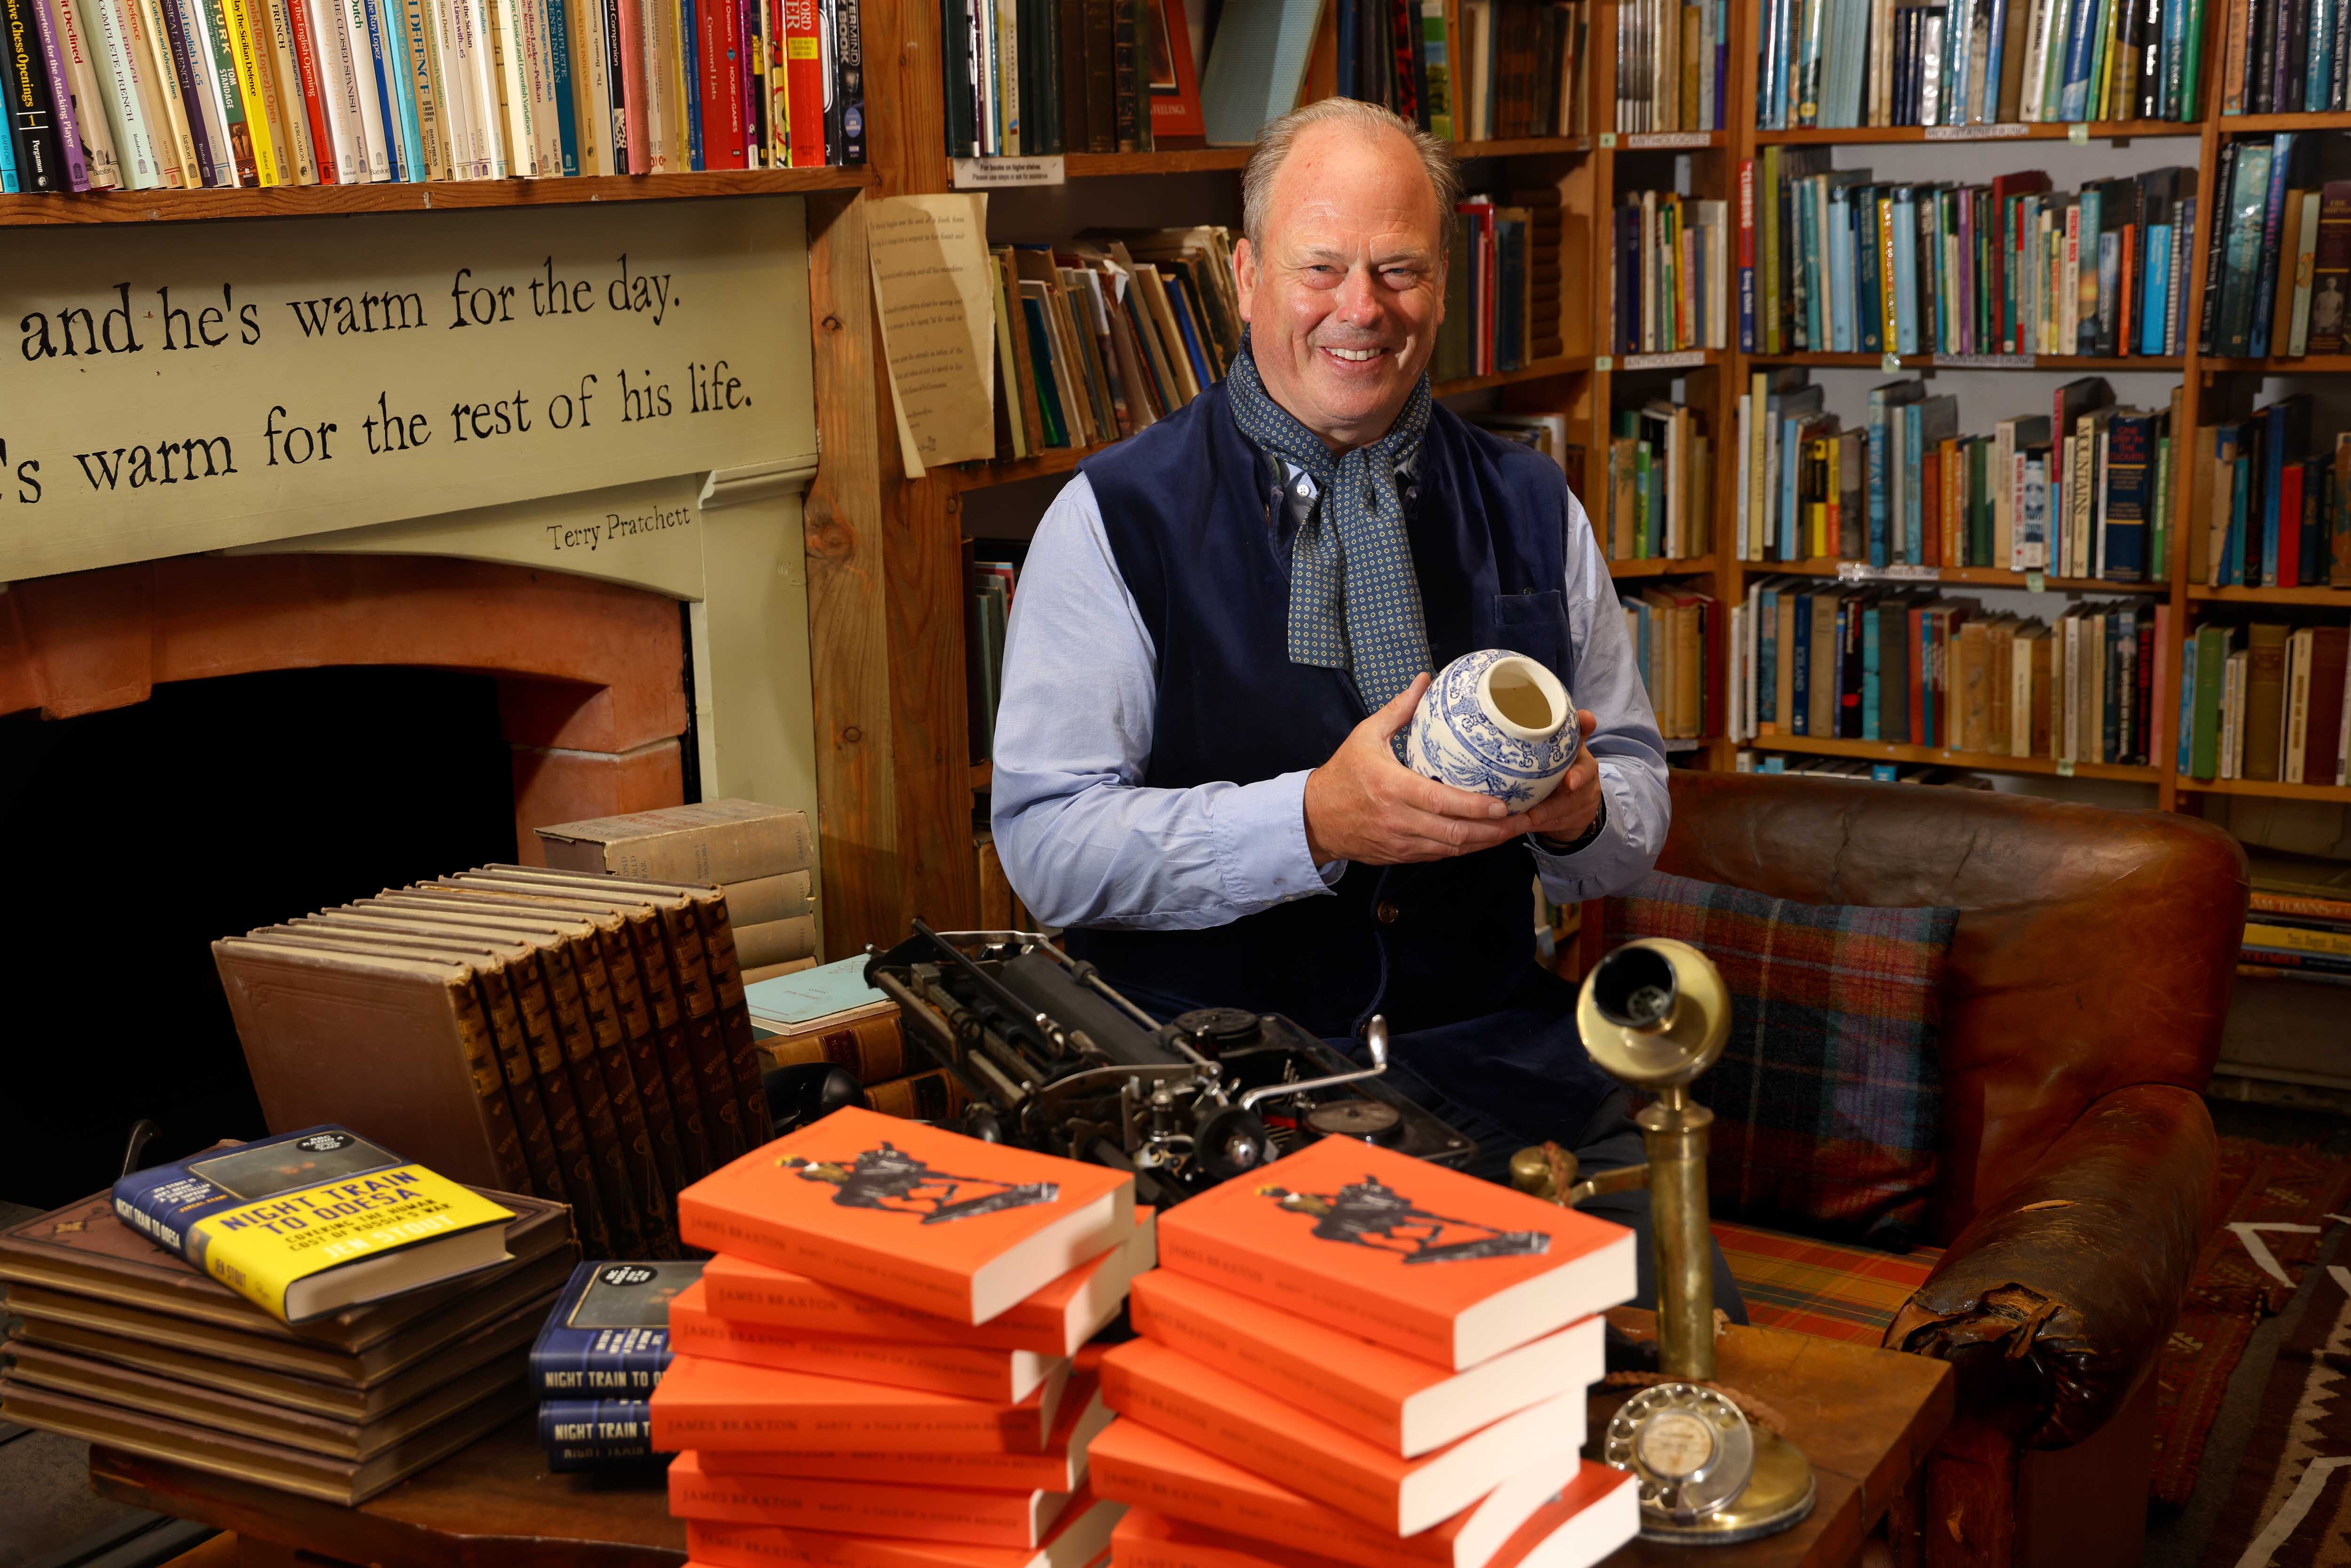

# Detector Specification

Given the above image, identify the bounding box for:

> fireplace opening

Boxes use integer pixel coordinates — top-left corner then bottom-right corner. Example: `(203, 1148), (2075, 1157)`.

(0, 664), (521, 1211)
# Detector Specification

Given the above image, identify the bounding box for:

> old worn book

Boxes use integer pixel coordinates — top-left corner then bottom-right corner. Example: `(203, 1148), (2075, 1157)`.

(1086, 1414), (1588, 1568)
(0, 1189), (570, 1352)
(2246, 622), (2292, 781)
(699, 1209), (1154, 1358)
(211, 938), (531, 1196)
(756, 1009), (906, 1085)
(868, 1071), (971, 1121)
(669, 1451), (1075, 1547)
(667, 1279), (1063, 1403)
(1155, 1136), (1633, 1370)
(677, 1106), (1133, 1324)
(649, 1353), (1070, 1453)
(684, 1489), (1121, 1568)
(0, 1375), (533, 1505)
(1098, 1338), (1583, 1535)
(536, 798), (814, 883)
(722, 870), (817, 928)
(1127, 1269), (1604, 1457)
(734, 915), (820, 970)
(1, 1339), (525, 1461)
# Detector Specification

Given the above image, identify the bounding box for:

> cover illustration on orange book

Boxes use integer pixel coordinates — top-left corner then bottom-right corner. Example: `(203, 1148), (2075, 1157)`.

(676, 1106), (1133, 1324)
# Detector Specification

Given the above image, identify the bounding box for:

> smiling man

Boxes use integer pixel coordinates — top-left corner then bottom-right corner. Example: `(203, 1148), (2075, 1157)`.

(991, 100), (1736, 1315)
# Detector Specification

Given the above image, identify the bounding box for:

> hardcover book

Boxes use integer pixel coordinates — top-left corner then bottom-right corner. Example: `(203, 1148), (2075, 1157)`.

(110, 1126), (515, 1324)
(677, 1105), (1133, 1325)
(668, 1277), (1065, 1402)
(649, 1351), (1071, 1453)
(1153, 1135), (1633, 1370)
(684, 1489), (1121, 1568)
(670, 1451), (1076, 1547)
(529, 1258), (700, 1396)
(540, 1396), (670, 1469)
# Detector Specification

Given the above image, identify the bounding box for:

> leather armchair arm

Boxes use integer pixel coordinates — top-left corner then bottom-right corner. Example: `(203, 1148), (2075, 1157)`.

(1884, 1083), (2216, 1450)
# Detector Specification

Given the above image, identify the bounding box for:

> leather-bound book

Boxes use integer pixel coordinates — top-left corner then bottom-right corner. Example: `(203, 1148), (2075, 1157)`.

(534, 798), (813, 884)
(2245, 621), (2292, 780)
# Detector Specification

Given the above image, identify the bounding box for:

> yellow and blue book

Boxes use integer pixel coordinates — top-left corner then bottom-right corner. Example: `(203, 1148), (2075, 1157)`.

(110, 1126), (515, 1324)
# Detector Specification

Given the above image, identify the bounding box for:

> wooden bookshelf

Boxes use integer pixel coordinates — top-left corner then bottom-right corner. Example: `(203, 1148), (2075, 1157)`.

(0, 168), (877, 226)
(1610, 555), (1718, 579)
(1744, 351), (2184, 371)
(2212, 112), (2351, 133)
(1749, 734), (2163, 785)
(2177, 776), (2351, 804)
(1435, 355), (1596, 394)
(1062, 149), (1253, 177)
(2188, 584), (2351, 605)
(1741, 557), (2171, 594)
(1755, 120), (2198, 147)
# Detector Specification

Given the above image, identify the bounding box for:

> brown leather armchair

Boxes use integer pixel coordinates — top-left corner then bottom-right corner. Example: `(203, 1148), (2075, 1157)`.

(1655, 772), (2247, 1568)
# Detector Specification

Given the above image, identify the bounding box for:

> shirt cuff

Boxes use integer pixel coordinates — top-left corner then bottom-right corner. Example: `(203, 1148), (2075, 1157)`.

(1530, 769), (1647, 903)
(1208, 769), (1344, 911)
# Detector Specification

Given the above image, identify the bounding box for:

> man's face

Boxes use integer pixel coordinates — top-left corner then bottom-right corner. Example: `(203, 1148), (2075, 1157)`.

(1233, 122), (1447, 452)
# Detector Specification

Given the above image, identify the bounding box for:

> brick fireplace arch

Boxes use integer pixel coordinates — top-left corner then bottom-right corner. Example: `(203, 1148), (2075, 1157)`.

(0, 552), (687, 859)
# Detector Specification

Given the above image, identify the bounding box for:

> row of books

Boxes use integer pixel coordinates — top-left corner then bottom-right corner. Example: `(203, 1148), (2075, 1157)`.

(0, 0), (860, 193)
(1739, 373), (2177, 579)
(1731, 584), (2172, 765)
(1623, 582), (1720, 739)
(1438, 192), (1566, 378)
(2198, 139), (2351, 361)
(2179, 621), (2351, 783)
(1611, 0), (1727, 131)
(987, 229), (1240, 462)
(1747, 154), (2200, 359)
(1757, 0), (2211, 130)
(965, 554), (1016, 760)
(2191, 397), (2351, 586)
(1456, 0), (1585, 141)
(1605, 400), (1714, 559)
(2217, 0), (2351, 116)
(1740, 751), (2000, 785)
(2239, 847), (2351, 986)
(543, 797), (818, 980)
(942, 0), (1183, 156)
(1612, 188), (1730, 353)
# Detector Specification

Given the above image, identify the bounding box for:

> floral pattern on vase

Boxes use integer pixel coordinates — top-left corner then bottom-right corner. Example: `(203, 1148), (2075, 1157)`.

(1404, 649), (1580, 812)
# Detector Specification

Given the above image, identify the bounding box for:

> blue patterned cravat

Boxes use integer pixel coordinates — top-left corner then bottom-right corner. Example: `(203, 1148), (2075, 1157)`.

(1226, 340), (1434, 716)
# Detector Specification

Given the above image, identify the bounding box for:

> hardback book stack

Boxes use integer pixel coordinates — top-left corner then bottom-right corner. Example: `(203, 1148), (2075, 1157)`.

(1624, 583), (1720, 741)
(2219, 0), (2351, 114)
(1731, 583), (2170, 766)
(1438, 191), (1571, 380)
(1609, 0), (1722, 132)
(2190, 400), (2351, 588)
(748, 955), (972, 1125)
(1756, 0), (2210, 130)
(968, 548), (1018, 755)
(2198, 141), (2351, 362)
(2178, 622), (2351, 786)
(531, 1257), (697, 1471)
(0, 1127), (574, 1504)
(1453, 0), (1586, 141)
(652, 1106), (1153, 1568)
(1091, 1136), (1639, 1568)
(537, 798), (818, 981)
(1744, 155), (2198, 360)
(0, 0), (863, 193)
(2239, 848), (2351, 988)
(214, 859), (777, 1261)
(987, 229), (1242, 463)
(1611, 189), (1728, 355)
(1605, 400), (1712, 561)
(1738, 371), (2180, 582)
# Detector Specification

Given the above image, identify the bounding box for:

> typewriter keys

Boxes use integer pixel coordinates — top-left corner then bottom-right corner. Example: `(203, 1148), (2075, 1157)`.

(1303, 1098), (1404, 1145)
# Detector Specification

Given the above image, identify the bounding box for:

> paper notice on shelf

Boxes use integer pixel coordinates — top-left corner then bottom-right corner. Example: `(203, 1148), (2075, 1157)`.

(867, 194), (999, 478)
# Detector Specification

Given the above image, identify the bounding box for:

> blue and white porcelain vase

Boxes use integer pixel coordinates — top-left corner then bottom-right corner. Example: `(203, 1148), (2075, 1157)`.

(1404, 649), (1580, 811)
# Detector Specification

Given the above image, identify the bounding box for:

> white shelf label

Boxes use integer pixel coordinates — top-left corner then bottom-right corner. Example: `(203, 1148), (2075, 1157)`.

(1598, 133), (1618, 148)
(2068, 122), (2090, 143)
(1881, 352), (1903, 372)
(1625, 130), (1712, 149)
(1594, 355), (1614, 371)
(1936, 352), (2036, 368)
(1622, 349), (1705, 370)
(2056, 759), (2077, 776)
(951, 156), (1066, 188)
(2026, 569), (2048, 592)
(1925, 122), (2029, 141)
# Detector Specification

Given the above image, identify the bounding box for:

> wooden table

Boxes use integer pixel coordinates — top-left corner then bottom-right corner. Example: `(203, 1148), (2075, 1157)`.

(89, 1313), (1952, 1568)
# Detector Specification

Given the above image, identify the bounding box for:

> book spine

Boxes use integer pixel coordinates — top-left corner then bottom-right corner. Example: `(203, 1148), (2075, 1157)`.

(541, 1399), (667, 1468)
(778, 0), (815, 164)
(348, 0), (398, 176)
(192, 0), (252, 182)
(25, 0), (93, 183)
(48, 0), (124, 186)
(532, 1338), (672, 1397)
(828, 0), (851, 160)
(278, 0), (332, 176)
(544, 0), (576, 168)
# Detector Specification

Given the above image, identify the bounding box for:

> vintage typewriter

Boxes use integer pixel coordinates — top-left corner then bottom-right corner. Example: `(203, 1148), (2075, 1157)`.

(838, 923), (1476, 1208)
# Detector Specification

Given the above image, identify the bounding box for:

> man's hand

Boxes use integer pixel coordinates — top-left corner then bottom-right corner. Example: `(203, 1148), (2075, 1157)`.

(1302, 674), (1539, 865)
(1523, 710), (1604, 846)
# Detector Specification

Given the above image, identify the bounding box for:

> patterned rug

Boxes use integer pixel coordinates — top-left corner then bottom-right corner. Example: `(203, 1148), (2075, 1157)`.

(2154, 1141), (2351, 1511)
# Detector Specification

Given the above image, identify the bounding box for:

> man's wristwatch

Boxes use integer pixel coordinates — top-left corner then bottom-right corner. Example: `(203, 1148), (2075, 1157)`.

(1534, 795), (1608, 855)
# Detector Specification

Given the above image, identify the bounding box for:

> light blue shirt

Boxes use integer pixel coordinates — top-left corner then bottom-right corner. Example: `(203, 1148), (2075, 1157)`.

(988, 468), (1670, 932)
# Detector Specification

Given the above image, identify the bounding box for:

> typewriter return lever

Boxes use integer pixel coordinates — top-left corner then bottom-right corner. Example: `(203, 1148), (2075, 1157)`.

(1236, 1015), (1390, 1112)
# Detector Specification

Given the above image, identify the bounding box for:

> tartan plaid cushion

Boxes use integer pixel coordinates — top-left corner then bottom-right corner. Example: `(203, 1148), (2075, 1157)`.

(1714, 1220), (1941, 1346)
(1604, 870), (1958, 1250)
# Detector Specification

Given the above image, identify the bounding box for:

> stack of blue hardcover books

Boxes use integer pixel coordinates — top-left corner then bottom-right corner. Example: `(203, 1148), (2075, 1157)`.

(531, 1260), (702, 1472)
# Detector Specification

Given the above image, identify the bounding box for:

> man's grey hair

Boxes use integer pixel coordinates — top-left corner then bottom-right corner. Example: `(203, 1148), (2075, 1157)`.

(1241, 99), (1462, 255)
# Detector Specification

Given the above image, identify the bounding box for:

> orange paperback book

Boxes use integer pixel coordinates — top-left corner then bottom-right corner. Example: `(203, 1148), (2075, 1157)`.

(669, 1279), (1065, 1403)
(677, 1106), (1133, 1324)
(683, 1488), (1120, 1568)
(697, 1356), (1111, 1493)
(1154, 1135), (1634, 1370)
(1086, 1414), (1587, 1568)
(650, 1353), (1069, 1453)
(1109, 1468), (1638, 1568)
(1098, 1339), (1582, 1535)
(700, 1210), (1155, 1356)
(1128, 1269), (1604, 1456)
(669, 1453), (1074, 1547)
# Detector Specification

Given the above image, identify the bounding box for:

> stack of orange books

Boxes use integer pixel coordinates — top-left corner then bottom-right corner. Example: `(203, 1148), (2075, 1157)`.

(1092, 1137), (1643, 1568)
(650, 1106), (1151, 1568)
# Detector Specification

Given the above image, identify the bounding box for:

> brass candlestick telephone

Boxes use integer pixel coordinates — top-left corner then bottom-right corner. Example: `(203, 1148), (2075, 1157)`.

(1513, 938), (1816, 1545)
